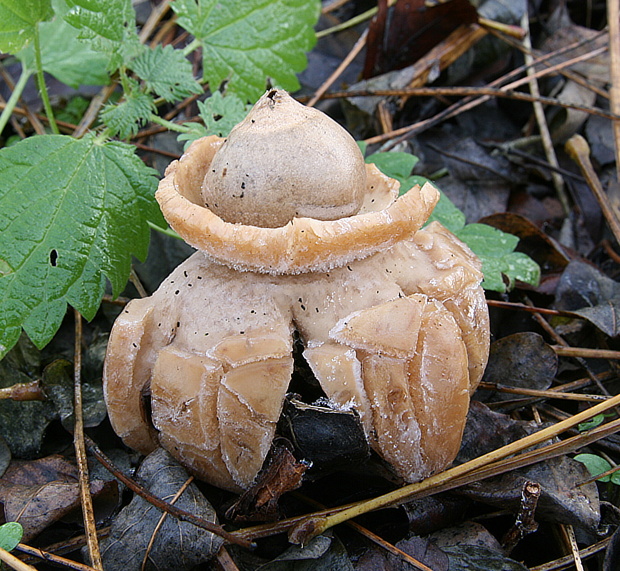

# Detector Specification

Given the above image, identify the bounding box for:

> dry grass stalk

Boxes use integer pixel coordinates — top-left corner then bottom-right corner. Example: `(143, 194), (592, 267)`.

(529, 537), (610, 571)
(477, 381), (608, 402)
(561, 525), (585, 571)
(521, 11), (568, 214)
(232, 411), (620, 544)
(566, 134), (620, 246)
(608, 0), (620, 185)
(365, 44), (607, 147)
(396, 23), (488, 106)
(0, 381), (45, 401)
(552, 344), (620, 361)
(0, 547), (37, 571)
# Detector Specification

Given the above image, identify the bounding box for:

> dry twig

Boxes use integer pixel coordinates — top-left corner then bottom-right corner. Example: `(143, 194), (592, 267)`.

(84, 436), (255, 549)
(501, 481), (541, 554)
(306, 29), (368, 107)
(0, 381), (45, 401)
(73, 310), (103, 570)
(141, 476), (195, 571)
(16, 544), (100, 571)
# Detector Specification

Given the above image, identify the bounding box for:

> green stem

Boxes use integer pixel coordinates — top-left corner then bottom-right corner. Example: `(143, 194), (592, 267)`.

(147, 220), (182, 240)
(182, 38), (201, 57)
(93, 129), (112, 145)
(316, 6), (377, 38)
(0, 67), (33, 136)
(119, 67), (132, 94)
(33, 24), (59, 134)
(149, 114), (192, 133)
(182, 38), (205, 83)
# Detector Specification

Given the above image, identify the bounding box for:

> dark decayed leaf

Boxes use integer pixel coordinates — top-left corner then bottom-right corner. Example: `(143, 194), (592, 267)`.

(429, 521), (503, 553)
(0, 335), (55, 458)
(403, 495), (469, 536)
(227, 443), (309, 522)
(42, 358), (106, 430)
(100, 448), (222, 571)
(585, 115), (616, 167)
(0, 454), (115, 541)
(603, 525), (620, 571)
(460, 455), (600, 529)
(458, 402), (540, 464)
(393, 536), (449, 571)
(363, 0), (478, 78)
(0, 436), (10, 477)
(443, 545), (529, 571)
(555, 260), (620, 337)
(479, 332), (558, 401)
(279, 397), (370, 476)
(458, 403), (600, 529)
(247, 533), (355, 571)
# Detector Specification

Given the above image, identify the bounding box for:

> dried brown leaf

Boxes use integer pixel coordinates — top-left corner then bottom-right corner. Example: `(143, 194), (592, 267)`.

(0, 455), (114, 541)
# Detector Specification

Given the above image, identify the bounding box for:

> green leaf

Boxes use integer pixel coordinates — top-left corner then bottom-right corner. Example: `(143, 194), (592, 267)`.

(475, 251), (539, 292)
(56, 95), (90, 124)
(198, 91), (250, 136)
(574, 453), (613, 482)
(130, 44), (202, 103)
(0, 134), (159, 359)
(177, 122), (211, 150)
(18, 0), (109, 88)
(173, 0), (320, 101)
(178, 92), (251, 149)
(365, 151), (426, 194)
(100, 87), (156, 139)
(0, 0), (52, 53)
(425, 189), (466, 233)
(0, 521), (23, 551)
(499, 251), (541, 289)
(65, 0), (132, 42)
(455, 225), (540, 292)
(365, 151), (419, 180)
(64, 0), (141, 71)
(361, 150), (541, 292)
(578, 413), (608, 432)
(455, 223), (519, 257)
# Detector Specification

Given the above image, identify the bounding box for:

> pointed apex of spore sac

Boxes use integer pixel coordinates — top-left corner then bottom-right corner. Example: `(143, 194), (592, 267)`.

(201, 89), (367, 228)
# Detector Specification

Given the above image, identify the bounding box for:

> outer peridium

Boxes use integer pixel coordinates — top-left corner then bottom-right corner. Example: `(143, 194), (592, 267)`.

(103, 136), (490, 492)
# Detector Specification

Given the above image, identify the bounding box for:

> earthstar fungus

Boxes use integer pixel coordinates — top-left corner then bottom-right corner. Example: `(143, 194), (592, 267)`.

(104, 90), (490, 492)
